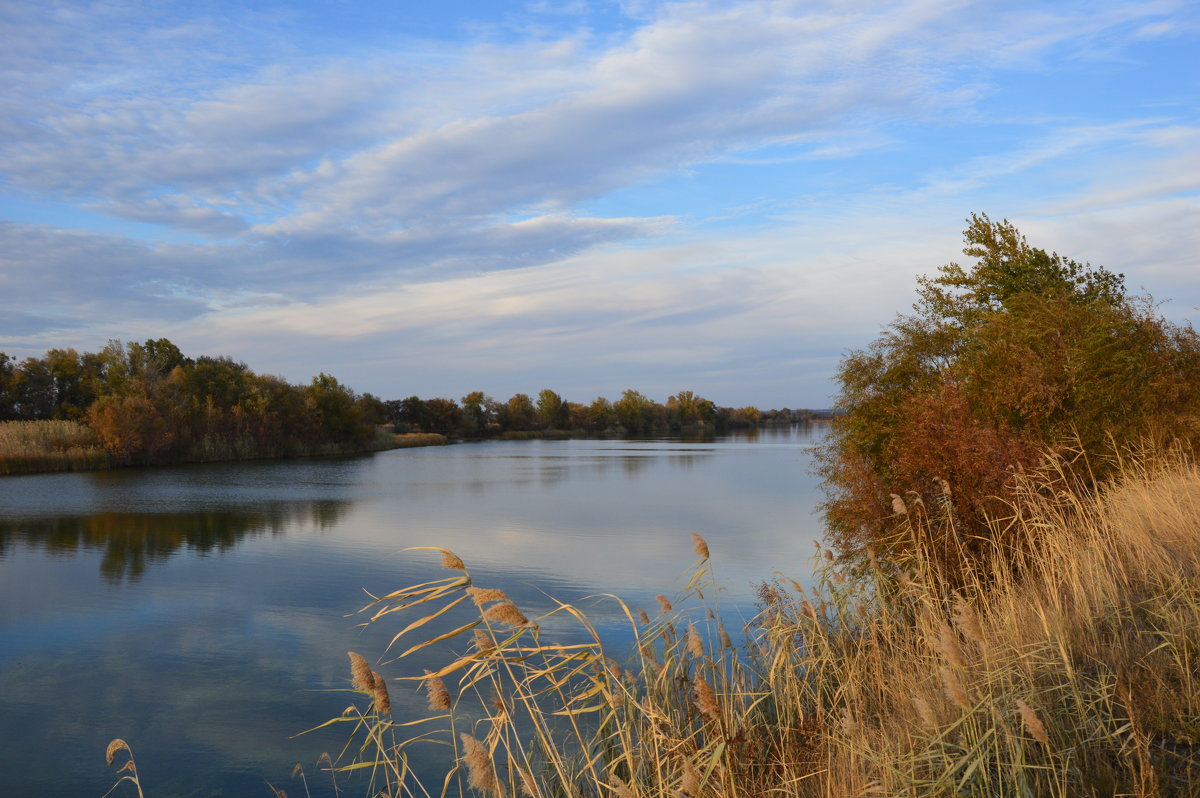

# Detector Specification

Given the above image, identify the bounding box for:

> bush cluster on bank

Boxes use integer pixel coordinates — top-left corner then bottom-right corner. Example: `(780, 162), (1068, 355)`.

(0, 340), (390, 469)
(817, 214), (1200, 581)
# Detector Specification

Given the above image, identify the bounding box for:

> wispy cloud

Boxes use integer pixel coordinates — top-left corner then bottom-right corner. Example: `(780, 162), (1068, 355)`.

(0, 0), (1195, 404)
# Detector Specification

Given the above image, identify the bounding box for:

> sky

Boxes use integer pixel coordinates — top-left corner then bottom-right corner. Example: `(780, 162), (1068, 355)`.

(0, 0), (1197, 409)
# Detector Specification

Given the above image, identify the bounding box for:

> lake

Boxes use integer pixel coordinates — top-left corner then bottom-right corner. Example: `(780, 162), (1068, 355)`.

(0, 425), (827, 797)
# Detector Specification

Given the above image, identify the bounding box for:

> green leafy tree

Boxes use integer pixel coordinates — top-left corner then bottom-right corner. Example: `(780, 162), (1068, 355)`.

(536, 389), (569, 430)
(306, 373), (364, 443)
(614, 389), (654, 433)
(423, 398), (463, 436)
(586, 397), (615, 431)
(819, 214), (1200, 580)
(460, 391), (495, 436)
(499, 393), (537, 431)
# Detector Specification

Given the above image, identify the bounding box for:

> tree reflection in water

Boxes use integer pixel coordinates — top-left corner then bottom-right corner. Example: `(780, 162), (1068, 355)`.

(0, 501), (350, 581)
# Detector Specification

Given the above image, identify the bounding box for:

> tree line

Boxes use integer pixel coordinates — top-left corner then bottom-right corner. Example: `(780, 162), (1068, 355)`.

(382, 389), (818, 437)
(0, 339), (389, 465)
(1, 339), (821, 468)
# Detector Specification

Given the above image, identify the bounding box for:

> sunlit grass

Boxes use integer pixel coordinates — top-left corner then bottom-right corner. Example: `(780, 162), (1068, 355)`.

(0, 420), (109, 475)
(389, 432), (449, 449)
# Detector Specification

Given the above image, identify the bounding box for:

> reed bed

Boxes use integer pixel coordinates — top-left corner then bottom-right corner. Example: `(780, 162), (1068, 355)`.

(0, 420), (109, 475)
(104, 446), (1200, 796)
(389, 432), (450, 449)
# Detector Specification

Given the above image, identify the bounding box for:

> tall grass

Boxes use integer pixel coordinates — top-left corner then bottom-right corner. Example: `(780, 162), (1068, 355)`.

(0, 420), (109, 475)
(299, 445), (1200, 798)
(101, 445), (1200, 796)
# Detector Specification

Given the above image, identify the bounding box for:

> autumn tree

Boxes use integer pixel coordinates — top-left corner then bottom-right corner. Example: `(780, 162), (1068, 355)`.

(536, 389), (569, 430)
(819, 213), (1200, 580)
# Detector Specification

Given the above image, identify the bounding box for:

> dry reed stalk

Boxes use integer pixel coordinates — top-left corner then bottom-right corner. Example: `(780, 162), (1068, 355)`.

(656, 595), (673, 613)
(473, 628), (495, 652)
(610, 774), (636, 798)
(105, 738), (132, 766)
(694, 674), (720, 723)
(484, 601), (529, 628)
(939, 665), (968, 709)
(680, 757), (700, 796)
(686, 624), (704, 659)
(1016, 699), (1050, 747)
(691, 533), (710, 559)
(911, 695), (937, 729)
(952, 594), (985, 648)
(460, 734), (501, 796)
(371, 671), (391, 714)
(469, 587), (512, 606)
(935, 623), (966, 670)
(348, 652), (375, 691)
(424, 669), (451, 710)
(516, 765), (539, 798)
(934, 476), (952, 498)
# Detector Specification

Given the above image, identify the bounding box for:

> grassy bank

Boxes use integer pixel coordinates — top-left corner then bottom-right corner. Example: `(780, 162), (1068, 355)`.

(0, 420), (109, 475)
(390, 431), (449, 448)
(0, 422), (446, 477)
(275, 445), (1200, 797)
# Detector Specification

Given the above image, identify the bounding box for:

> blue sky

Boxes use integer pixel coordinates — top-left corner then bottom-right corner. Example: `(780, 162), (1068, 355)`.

(1, 0), (1197, 408)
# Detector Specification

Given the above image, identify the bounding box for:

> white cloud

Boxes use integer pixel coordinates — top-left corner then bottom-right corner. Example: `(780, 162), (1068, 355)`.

(0, 0), (1195, 405)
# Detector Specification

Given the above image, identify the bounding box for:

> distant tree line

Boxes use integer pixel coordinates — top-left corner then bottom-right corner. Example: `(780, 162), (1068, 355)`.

(0, 339), (389, 465)
(1, 338), (824, 467)
(382, 388), (822, 437)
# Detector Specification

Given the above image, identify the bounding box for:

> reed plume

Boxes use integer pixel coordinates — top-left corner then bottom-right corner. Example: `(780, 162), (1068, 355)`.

(348, 652), (375, 691)
(610, 773), (636, 798)
(484, 601), (529, 628)
(936, 623), (966, 670)
(691, 533), (710, 559)
(469, 587), (512, 606)
(105, 738), (131, 766)
(424, 669), (452, 711)
(939, 665), (968, 709)
(656, 595), (673, 613)
(680, 757), (700, 796)
(460, 734), (500, 796)
(1016, 699), (1051, 746)
(686, 623), (704, 659)
(371, 671), (391, 714)
(441, 550), (466, 571)
(694, 674), (720, 723)
(952, 593), (985, 648)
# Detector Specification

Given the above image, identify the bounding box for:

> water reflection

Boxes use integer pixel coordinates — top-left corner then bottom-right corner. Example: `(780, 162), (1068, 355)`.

(0, 428), (827, 797)
(0, 501), (350, 581)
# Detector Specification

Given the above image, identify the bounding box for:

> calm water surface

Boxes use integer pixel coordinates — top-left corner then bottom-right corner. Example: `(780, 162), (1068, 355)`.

(0, 426), (826, 797)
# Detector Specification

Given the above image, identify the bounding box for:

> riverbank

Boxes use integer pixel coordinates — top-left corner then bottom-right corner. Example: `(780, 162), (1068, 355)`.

(0, 421), (449, 476)
(312, 444), (1200, 797)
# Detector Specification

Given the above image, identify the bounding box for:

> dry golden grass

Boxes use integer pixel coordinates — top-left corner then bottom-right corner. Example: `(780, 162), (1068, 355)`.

(388, 432), (449, 449)
(303, 445), (1200, 798)
(0, 420), (109, 475)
